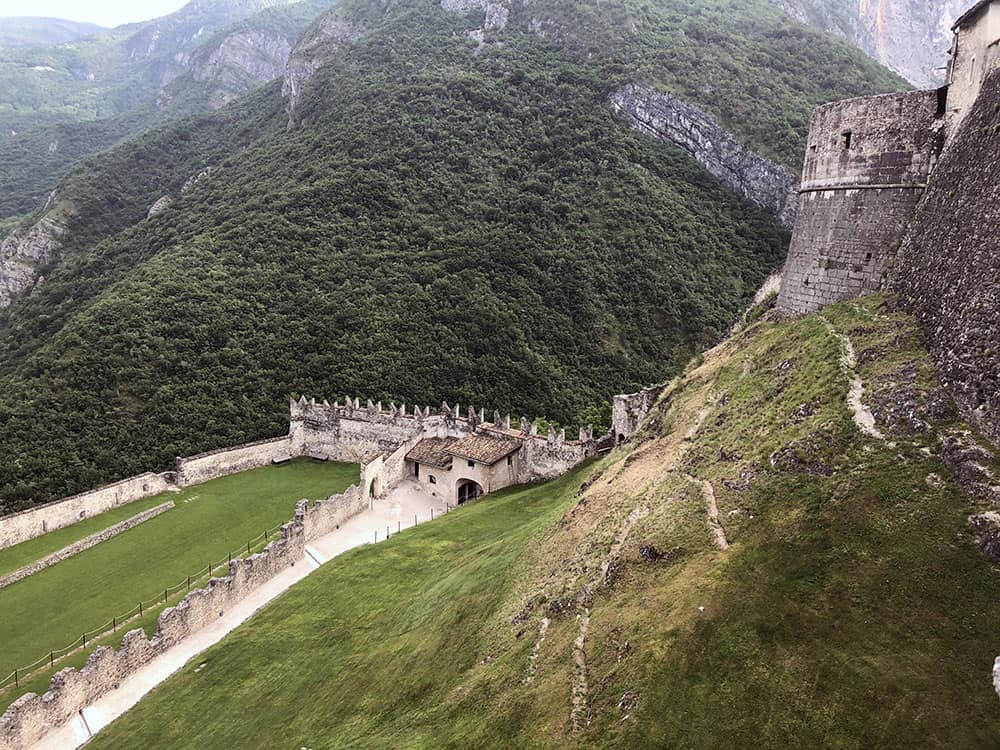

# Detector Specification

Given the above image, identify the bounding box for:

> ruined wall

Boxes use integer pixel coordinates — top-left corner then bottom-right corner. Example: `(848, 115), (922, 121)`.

(891, 67), (1000, 445)
(777, 89), (945, 315)
(0, 515), (305, 750)
(521, 427), (595, 482)
(0, 472), (173, 551)
(613, 384), (668, 443)
(175, 436), (292, 487)
(0, 502), (174, 591)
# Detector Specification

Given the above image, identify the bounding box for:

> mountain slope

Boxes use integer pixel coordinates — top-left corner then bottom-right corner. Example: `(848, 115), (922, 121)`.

(0, 0), (337, 221)
(84, 295), (1000, 748)
(770, 0), (965, 86)
(0, 0), (902, 513)
(0, 18), (104, 47)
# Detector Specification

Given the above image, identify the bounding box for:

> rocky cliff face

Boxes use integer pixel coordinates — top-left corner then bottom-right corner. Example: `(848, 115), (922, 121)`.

(891, 68), (1000, 446)
(282, 13), (365, 122)
(190, 30), (294, 107)
(771, 0), (965, 87)
(610, 83), (799, 228)
(0, 197), (74, 308)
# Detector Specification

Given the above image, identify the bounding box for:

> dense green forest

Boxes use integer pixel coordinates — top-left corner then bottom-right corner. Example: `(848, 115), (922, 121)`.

(0, 0), (903, 512)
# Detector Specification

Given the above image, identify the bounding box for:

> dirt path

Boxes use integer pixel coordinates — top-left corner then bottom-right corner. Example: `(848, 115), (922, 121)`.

(687, 476), (729, 550)
(821, 316), (884, 440)
(570, 609), (591, 732)
(31, 486), (447, 750)
(525, 617), (550, 683)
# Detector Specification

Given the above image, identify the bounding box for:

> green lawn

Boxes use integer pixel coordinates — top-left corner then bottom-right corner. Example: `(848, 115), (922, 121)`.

(0, 460), (358, 683)
(88, 465), (591, 750)
(0, 493), (174, 578)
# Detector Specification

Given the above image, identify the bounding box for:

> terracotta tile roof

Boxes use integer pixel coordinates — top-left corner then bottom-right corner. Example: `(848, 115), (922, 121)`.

(406, 438), (457, 469)
(446, 434), (522, 465)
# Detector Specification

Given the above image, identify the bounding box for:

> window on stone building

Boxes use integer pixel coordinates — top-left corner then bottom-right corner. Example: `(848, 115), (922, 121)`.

(429, 475), (437, 484)
(468, 460), (475, 468)
(507, 455), (513, 466)
(865, 252), (873, 262)
(842, 131), (852, 150)
(971, 56), (977, 83)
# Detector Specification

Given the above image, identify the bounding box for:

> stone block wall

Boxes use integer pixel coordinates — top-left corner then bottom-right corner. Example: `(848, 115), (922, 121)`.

(175, 435), (293, 487)
(776, 187), (922, 314)
(613, 384), (668, 443)
(297, 485), (365, 541)
(776, 89), (946, 315)
(0, 472), (173, 551)
(0, 502), (175, 591)
(891, 68), (1000, 445)
(0, 515), (306, 750)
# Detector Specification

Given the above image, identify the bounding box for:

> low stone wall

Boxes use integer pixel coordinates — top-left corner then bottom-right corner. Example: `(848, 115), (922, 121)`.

(175, 436), (293, 487)
(297, 485), (365, 542)
(0, 502), (175, 591)
(0, 516), (305, 750)
(613, 384), (668, 443)
(0, 473), (173, 552)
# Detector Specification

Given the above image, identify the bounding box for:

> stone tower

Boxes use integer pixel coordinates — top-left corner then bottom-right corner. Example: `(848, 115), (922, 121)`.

(775, 90), (946, 315)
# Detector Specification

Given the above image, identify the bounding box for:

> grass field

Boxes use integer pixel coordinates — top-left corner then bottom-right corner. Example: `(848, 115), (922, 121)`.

(0, 460), (358, 686)
(85, 298), (1000, 749)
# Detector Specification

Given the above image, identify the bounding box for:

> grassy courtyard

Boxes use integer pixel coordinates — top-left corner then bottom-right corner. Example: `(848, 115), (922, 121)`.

(0, 460), (358, 690)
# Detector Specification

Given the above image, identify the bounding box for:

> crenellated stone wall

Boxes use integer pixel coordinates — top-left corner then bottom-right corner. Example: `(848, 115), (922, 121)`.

(0, 511), (308, 750)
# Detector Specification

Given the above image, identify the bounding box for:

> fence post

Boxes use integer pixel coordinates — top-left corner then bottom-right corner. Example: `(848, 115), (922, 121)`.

(139, 601), (143, 617)
(187, 575), (191, 591)
(113, 616), (116, 632)
(228, 552), (232, 566)
(398, 521), (401, 534)
(14, 670), (17, 689)
(49, 651), (54, 667)
(163, 589), (167, 603)
(82, 632), (86, 648)
(248, 540), (251, 555)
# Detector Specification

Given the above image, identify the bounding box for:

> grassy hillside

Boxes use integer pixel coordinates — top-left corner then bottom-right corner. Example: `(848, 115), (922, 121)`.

(85, 295), (1000, 748)
(0, 459), (357, 704)
(0, 0), (906, 515)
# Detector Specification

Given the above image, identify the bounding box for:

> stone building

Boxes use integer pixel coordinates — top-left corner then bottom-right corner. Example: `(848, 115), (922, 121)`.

(290, 397), (597, 505)
(406, 432), (522, 503)
(776, 0), (1000, 316)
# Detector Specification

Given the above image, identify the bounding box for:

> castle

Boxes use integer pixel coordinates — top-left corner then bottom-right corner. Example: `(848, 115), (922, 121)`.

(776, 0), (999, 315)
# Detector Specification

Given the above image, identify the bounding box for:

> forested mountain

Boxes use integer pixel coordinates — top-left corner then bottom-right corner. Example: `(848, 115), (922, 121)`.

(0, 0), (338, 222)
(0, 18), (105, 48)
(0, 0), (903, 512)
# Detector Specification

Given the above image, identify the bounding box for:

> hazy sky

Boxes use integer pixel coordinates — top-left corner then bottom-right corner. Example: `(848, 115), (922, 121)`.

(0, 0), (189, 27)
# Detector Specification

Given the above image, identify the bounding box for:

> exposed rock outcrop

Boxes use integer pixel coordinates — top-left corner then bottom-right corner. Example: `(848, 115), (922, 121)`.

(191, 30), (294, 108)
(0, 196), (75, 308)
(282, 13), (365, 123)
(770, 0), (964, 87)
(147, 196), (173, 218)
(610, 83), (798, 228)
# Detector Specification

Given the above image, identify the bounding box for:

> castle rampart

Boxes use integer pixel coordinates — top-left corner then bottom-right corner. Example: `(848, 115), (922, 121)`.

(776, 89), (945, 315)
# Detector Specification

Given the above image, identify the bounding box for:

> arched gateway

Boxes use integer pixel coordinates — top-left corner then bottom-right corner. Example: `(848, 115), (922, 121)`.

(456, 479), (484, 505)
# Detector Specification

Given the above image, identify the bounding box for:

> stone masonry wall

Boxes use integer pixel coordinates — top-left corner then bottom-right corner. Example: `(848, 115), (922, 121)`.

(175, 436), (293, 487)
(0, 514), (306, 750)
(777, 89), (945, 315)
(891, 68), (1000, 445)
(0, 472), (173, 551)
(613, 384), (668, 443)
(0, 502), (175, 591)
(297, 485), (365, 542)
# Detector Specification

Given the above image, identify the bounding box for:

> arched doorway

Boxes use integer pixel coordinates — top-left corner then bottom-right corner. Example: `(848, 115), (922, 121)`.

(369, 476), (381, 499)
(456, 479), (483, 505)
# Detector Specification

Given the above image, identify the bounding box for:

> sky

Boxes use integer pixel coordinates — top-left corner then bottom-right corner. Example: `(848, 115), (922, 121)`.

(0, 0), (189, 27)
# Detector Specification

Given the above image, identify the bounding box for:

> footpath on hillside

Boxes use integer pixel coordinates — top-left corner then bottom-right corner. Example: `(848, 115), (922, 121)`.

(32, 480), (447, 750)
